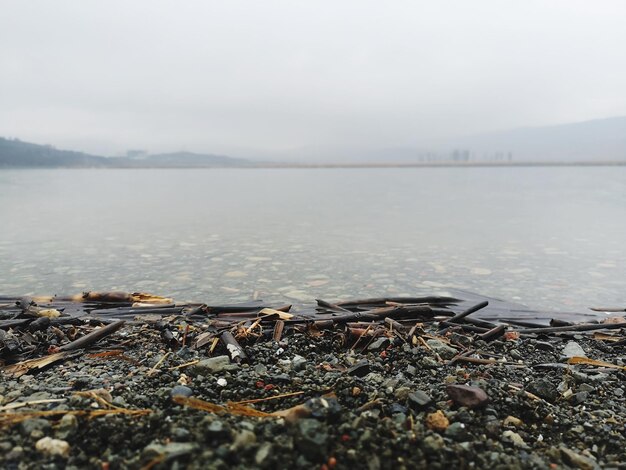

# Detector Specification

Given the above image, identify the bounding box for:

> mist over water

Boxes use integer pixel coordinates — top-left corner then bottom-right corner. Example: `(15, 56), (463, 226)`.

(1, 166), (624, 312)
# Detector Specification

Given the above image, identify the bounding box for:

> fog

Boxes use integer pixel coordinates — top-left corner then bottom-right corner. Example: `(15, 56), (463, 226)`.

(1, 0), (625, 158)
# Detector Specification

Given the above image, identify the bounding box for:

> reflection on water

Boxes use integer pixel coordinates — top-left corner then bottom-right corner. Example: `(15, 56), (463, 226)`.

(0, 167), (625, 312)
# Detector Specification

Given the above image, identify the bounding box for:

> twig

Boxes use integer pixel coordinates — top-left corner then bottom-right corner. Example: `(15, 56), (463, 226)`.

(147, 352), (172, 376)
(58, 320), (125, 351)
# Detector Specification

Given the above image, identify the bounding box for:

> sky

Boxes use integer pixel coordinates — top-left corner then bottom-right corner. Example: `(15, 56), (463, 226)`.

(1, 0), (626, 158)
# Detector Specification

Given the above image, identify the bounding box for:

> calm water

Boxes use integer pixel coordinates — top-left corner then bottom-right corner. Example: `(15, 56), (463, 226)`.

(0, 167), (625, 312)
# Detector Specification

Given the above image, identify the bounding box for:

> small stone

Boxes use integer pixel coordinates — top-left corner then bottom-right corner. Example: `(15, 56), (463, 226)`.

(560, 447), (600, 470)
(423, 434), (445, 452)
(20, 418), (50, 437)
(426, 339), (458, 360)
(255, 442), (273, 466)
(394, 386), (410, 401)
(527, 378), (558, 402)
(347, 360), (370, 377)
(192, 356), (238, 375)
(570, 391), (589, 405)
(389, 403), (408, 415)
(291, 355), (307, 371)
(170, 385), (193, 398)
(425, 410), (449, 431)
(561, 341), (586, 360)
(503, 415), (523, 427)
(216, 378), (227, 387)
(205, 419), (229, 437)
(367, 337), (390, 351)
(230, 430), (257, 451)
(446, 384), (489, 408)
(445, 422), (467, 440)
(295, 419), (327, 460)
(408, 390), (433, 409)
(501, 430), (528, 448)
(535, 341), (555, 352)
(35, 437), (70, 458)
(56, 414), (78, 439)
(421, 357), (440, 368)
(143, 442), (197, 460)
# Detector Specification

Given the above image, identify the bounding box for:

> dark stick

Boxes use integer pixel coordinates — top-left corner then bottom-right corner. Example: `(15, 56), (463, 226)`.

(220, 330), (248, 363)
(515, 322), (626, 335)
(273, 320), (285, 342)
(58, 320), (125, 351)
(316, 299), (352, 313)
(444, 301), (489, 325)
(478, 324), (507, 342)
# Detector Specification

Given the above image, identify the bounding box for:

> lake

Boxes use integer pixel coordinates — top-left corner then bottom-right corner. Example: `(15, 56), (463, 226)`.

(0, 167), (624, 313)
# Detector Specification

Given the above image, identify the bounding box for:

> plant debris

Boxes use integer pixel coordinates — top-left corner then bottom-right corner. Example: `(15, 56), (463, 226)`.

(0, 289), (625, 468)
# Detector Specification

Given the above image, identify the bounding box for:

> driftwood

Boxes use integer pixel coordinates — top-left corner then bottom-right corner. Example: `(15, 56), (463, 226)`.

(58, 320), (125, 351)
(220, 330), (248, 363)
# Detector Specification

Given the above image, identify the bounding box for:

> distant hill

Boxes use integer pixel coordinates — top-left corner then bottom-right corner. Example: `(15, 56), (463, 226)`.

(0, 138), (249, 168)
(269, 116), (626, 164)
(440, 116), (626, 163)
(0, 137), (109, 168)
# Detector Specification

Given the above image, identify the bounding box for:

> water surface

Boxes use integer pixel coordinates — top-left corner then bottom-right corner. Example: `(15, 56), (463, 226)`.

(1, 167), (624, 312)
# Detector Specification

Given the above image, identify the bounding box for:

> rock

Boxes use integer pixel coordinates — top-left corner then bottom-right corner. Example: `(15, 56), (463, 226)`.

(291, 355), (307, 371)
(408, 390), (433, 409)
(561, 341), (587, 360)
(216, 378), (228, 387)
(535, 341), (555, 352)
(560, 447), (600, 470)
(192, 356), (238, 375)
(445, 422), (468, 440)
(347, 360), (370, 377)
(423, 434), (445, 452)
(295, 419), (327, 460)
(527, 379), (558, 402)
(56, 414), (78, 439)
(367, 337), (390, 351)
(421, 357), (440, 368)
(170, 385), (193, 398)
(230, 430), (257, 451)
(446, 384), (489, 408)
(143, 442), (197, 460)
(426, 339), (458, 360)
(394, 386), (410, 401)
(20, 418), (51, 437)
(389, 403), (408, 415)
(255, 442), (273, 467)
(570, 391), (589, 405)
(501, 430), (528, 448)
(35, 437), (70, 458)
(425, 410), (449, 431)
(204, 419), (229, 437)
(503, 415), (523, 428)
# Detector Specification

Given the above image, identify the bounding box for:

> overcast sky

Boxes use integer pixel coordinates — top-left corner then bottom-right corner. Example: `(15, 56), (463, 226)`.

(1, 1), (625, 157)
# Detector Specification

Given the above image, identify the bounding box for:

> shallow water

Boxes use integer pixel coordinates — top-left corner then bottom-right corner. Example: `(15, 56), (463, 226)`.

(0, 167), (625, 312)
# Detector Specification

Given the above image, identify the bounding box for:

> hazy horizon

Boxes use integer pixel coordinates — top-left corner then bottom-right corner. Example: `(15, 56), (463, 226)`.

(2, 1), (626, 158)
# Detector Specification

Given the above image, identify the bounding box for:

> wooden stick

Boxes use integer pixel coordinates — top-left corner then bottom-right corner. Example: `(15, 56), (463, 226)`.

(515, 322), (626, 335)
(58, 320), (125, 351)
(478, 324), (507, 341)
(220, 330), (248, 363)
(442, 301), (489, 326)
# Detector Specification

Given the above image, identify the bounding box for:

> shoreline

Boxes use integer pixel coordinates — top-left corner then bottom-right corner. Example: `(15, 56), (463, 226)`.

(1, 291), (624, 468)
